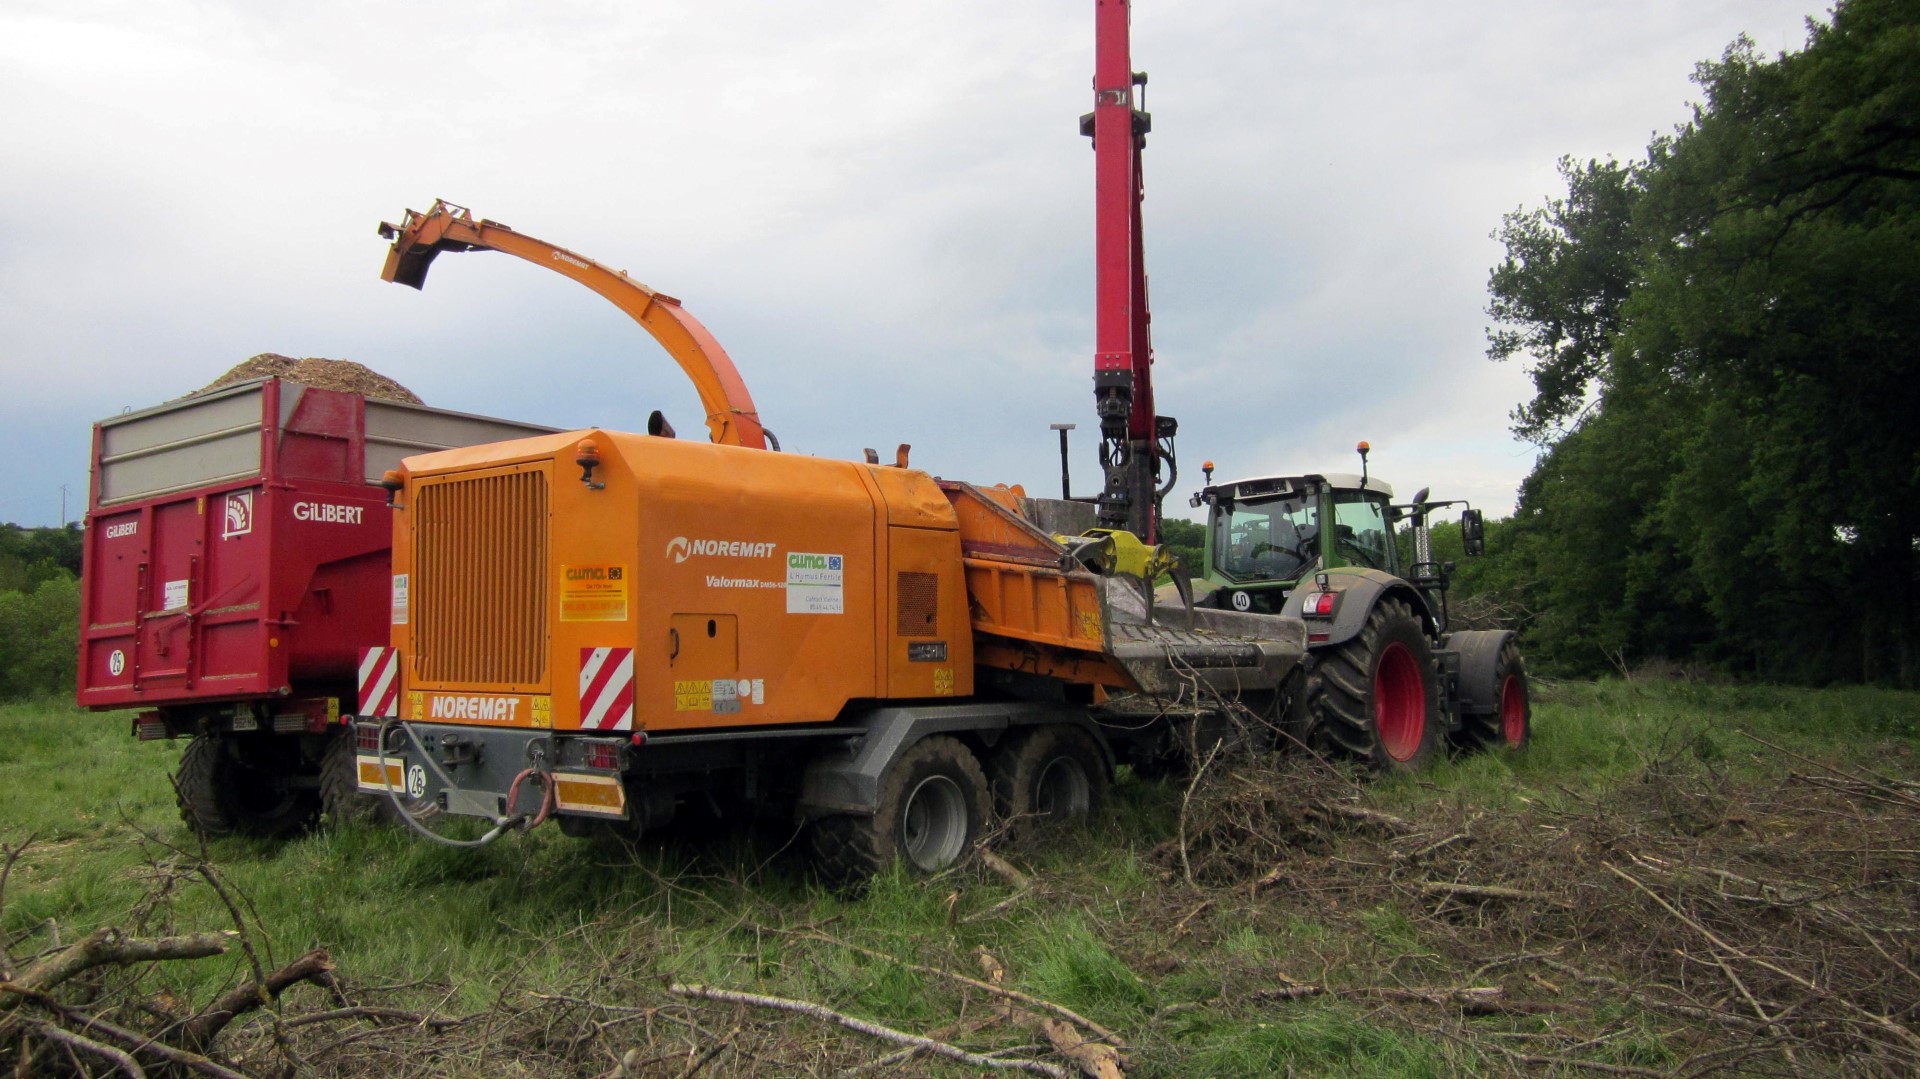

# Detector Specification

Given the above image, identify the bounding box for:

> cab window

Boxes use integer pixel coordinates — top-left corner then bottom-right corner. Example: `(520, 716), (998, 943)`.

(1212, 496), (1319, 581)
(1331, 492), (1397, 573)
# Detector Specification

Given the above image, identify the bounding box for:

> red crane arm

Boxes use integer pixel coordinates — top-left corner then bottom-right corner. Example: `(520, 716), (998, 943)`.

(1086, 0), (1169, 540)
(1091, 0), (1154, 442)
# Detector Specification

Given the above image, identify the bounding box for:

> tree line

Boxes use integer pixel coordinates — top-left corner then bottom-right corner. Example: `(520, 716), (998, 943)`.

(1479, 0), (1918, 684)
(0, 523), (81, 699)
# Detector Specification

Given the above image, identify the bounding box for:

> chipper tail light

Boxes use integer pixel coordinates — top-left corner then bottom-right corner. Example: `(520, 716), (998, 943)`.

(584, 740), (623, 772)
(354, 721), (382, 752)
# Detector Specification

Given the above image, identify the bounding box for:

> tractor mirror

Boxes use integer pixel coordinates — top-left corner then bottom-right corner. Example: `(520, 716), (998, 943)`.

(1460, 508), (1486, 556)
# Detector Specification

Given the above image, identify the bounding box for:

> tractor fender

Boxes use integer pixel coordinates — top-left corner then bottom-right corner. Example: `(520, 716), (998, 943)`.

(1279, 568), (1436, 648)
(1444, 629), (1518, 715)
(796, 703), (1111, 821)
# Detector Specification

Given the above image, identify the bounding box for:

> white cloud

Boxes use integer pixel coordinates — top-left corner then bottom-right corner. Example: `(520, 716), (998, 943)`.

(0, 0), (1825, 528)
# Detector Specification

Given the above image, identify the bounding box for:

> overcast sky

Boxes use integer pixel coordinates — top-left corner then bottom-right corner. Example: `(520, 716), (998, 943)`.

(1, 0), (1825, 530)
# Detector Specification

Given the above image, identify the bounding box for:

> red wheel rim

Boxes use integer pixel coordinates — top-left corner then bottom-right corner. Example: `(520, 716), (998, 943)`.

(1499, 674), (1526, 748)
(1374, 641), (1424, 761)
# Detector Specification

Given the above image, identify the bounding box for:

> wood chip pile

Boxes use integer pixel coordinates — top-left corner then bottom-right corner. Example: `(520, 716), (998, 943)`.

(195, 353), (423, 405)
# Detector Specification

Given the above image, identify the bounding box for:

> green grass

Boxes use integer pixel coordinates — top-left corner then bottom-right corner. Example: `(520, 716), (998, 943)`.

(4, 680), (1918, 1076)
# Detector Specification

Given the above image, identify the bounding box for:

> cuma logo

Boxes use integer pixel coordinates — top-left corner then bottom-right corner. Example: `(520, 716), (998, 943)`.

(666, 537), (691, 563)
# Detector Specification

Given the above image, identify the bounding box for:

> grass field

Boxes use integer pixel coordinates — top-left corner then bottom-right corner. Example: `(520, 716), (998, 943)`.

(3, 679), (1917, 1077)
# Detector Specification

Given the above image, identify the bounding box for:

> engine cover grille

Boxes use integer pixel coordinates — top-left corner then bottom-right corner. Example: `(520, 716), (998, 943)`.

(413, 466), (550, 688)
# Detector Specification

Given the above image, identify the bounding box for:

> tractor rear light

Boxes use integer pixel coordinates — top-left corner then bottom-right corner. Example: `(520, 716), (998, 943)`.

(134, 712), (170, 741)
(585, 741), (622, 771)
(1303, 591), (1337, 617)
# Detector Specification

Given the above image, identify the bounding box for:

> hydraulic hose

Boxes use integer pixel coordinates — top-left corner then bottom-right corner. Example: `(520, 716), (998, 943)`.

(373, 719), (550, 848)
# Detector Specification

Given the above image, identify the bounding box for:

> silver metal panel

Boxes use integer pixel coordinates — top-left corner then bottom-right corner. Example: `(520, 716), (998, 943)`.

(362, 399), (558, 483)
(96, 384), (266, 504)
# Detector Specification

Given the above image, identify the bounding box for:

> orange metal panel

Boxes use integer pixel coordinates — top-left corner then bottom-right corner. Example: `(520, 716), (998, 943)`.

(884, 526), (973, 698)
(396, 430), (893, 734)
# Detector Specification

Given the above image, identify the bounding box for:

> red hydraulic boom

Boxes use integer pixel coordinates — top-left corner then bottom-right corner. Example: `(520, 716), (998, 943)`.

(1085, 0), (1175, 541)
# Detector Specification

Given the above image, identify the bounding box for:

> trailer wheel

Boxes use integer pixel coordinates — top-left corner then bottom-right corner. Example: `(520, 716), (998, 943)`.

(1456, 640), (1531, 752)
(988, 726), (1109, 836)
(808, 736), (988, 886)
(176, 733), (319, 838)
(319, 730), (440, 828)
(1302, 597), (1440, 772)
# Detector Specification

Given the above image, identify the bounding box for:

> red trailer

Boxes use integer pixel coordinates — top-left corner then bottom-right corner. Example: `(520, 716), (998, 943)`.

(79, 377), (553, 834)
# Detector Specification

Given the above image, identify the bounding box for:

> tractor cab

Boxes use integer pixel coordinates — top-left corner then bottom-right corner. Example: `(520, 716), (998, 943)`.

(1190, 472), (1399, 613)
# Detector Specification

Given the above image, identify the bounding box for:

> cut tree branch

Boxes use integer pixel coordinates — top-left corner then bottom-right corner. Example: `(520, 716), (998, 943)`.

(667, 982), (1069, 1077)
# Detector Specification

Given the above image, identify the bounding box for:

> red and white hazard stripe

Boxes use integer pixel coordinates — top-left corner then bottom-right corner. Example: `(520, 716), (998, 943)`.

(579, 646), (634, 731)
(358, 647), (400, 717)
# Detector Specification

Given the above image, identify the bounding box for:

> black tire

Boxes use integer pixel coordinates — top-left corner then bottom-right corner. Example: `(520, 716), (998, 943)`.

(1301, 597), (1441, 772)
(318, 730), (440, 828)
(1455, 640), (1531, 753)
(987, 725), (1110, 836)
(176, 732), (319, 838)
(808, 735), (988, 887)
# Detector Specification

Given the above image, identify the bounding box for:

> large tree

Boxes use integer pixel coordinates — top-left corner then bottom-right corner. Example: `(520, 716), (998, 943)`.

(1487, 0), (1920, 682)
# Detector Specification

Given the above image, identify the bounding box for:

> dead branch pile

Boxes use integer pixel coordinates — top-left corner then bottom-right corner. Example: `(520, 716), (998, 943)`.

(1, 843), (341, 1078)
(1143, 734), (1920, 1076)
(0, 835), (1131, 1077)
(194, 354), (422, 404)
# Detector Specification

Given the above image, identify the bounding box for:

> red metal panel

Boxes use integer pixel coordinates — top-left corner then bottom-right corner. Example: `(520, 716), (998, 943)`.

(78, 384), (394, 712)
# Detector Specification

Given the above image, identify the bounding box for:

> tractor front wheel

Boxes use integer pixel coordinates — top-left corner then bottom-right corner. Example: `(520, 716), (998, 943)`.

(1456, 640), (1531, 752)
(1302, 597), (1441, 772)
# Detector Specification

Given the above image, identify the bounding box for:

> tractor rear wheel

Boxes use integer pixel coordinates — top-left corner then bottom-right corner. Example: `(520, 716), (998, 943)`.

(176, 732), (319, 838)
(1302, 597), (1441, 772)
(808, 736), (988, 887)
(987, 725), (1109, 838)
(1456, 640), (1531, 752)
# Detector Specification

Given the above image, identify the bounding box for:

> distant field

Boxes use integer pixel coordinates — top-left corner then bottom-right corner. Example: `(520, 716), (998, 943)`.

(3, 680), (1917, 1077)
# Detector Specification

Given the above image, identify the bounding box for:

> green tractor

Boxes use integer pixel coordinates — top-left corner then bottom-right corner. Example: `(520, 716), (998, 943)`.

(1182, 443), (1530, 771)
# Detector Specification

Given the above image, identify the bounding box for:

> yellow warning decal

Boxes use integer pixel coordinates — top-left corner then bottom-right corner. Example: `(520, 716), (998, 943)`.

(673, 680), (713, 711)
(553, 772), (627, 816)
(356, 758), (403, 792)
(560, 564), (630, 622)
(531, 696), (553, 728)
(933, 668), (955, 696)
(408, 691), (424, 720)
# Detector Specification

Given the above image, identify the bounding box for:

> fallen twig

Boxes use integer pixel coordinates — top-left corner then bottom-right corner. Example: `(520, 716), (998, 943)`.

(182, 946), (335, 1049)
(2, 927), (232, 1004)
(1040, 1017), (1123, 1078)
(978, 849), (1034, 890)
(796, 932), (1124, 1047)
(19, 1016), (147, 1078)
(1418, 880), (1573, 908)
(668, 983), (1070, 1077)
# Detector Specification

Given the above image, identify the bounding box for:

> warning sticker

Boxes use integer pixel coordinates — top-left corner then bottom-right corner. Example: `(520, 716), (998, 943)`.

(391, 574), (409, 625)
(711, 678), (741, 714)
(786, 552), (844, 614)
(673, 679), (712, 711)
(162, 579), (189, 611)
(561, 564), (629, 622)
